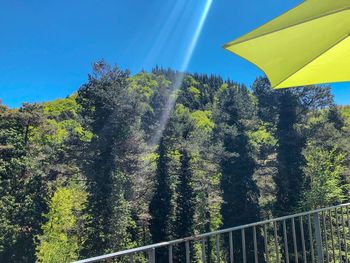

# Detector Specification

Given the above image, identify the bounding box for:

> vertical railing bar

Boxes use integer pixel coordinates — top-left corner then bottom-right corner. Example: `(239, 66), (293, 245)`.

(299, 216), (307, 263)
(185, 241), (190, 263)
(283, 220), (290, 263)
(201, 239), (206, 263)
(253, 226), (258, 263)
(264, 224), (269, 263)
(169, 244), (173, 263)
(274, 221), (280, 263)
(215, 234), (220, 263)
(309, 214), (315, 263)
(292, 217), (299, 263)
(346, 206), (350, 239)
(229, 231), (234, 263)
(322, 211), (329, 263)
(313, 212), (323, 263)
(347, 206), (350, 236)
(335, 208), (342, 261)
(341, 207), (348, 263)
(347, 206), (350, 259)
(148, 248), (155, 263)
(328, 209), (336, 263)
(242, 228), (247, 263)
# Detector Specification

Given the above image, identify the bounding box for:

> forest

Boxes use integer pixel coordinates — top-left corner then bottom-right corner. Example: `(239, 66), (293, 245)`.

(1, 61), (350, 262)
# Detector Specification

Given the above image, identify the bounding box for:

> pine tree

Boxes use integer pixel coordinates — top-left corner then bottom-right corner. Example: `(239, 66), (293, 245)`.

(274, 85), (334, 216)
(149, 138), (173, 261)
(174, 148), (196, 263)
(274, 90), (304, 216)
(77, 62), (143, 256)
(214, 84), (264, 262)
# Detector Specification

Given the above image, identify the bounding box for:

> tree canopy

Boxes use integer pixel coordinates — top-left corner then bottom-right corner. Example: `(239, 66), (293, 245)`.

(0, 63), (349, 262)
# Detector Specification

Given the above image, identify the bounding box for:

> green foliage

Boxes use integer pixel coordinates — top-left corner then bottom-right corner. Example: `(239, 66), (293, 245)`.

(274, 89), (305, 216)
(77, 62), (143, 257)
(41, 95), (92, 144)
(43, 95), (80, 118)
(300, 146), (346, 210)
(36, 182), (88, 262)
(247, 125), (277, 148)
(0, 104), (48, 262)
(149, 138), (173, 261)
(174, 149), (196, 262)
(339, 105), (350, 124)
(190, 110), (214, 132)
(1, 65), (349, 262)
(215, 84), (261, 226)
(128, 72), (158, 100)
(214, 84), (265, 262)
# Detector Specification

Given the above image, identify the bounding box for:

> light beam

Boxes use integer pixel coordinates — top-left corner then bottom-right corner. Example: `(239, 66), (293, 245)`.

(150, 0), (214, 146)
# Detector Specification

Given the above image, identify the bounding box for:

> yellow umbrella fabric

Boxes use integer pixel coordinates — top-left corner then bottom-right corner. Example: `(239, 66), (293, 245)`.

(224, 0), (350, 89)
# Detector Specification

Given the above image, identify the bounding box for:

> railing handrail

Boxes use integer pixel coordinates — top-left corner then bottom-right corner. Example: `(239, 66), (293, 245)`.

(74, 202), (350, 263)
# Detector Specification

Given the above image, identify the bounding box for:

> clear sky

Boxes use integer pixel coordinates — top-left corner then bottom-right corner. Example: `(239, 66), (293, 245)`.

(1, 0), (349, 108)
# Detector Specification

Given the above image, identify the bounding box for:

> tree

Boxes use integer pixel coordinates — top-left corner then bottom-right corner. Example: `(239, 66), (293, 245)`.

(128, 72), (171, 144)
(253, 78), (335, 216)
(1, 67), (349, 262)
(0, 104), (48, 262)
(77, 62), (144, 256)
(299, 105), (350, 210)
(190, 109), (223, 262)
(36, 182), (88, 262)
(214, 84), (264, 262)
(299, 145), (346, 210)
(162, 104), (198, 262)
(174, 148), (196, 262)
(149, 138), (173, 261)
(274, 90), (305, 216)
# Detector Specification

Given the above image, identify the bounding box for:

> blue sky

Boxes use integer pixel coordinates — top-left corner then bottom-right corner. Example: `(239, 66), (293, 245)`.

(1, 0), (349, 108)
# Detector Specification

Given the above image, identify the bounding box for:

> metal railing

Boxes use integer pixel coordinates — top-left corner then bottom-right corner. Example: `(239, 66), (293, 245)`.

(75, 203), (350, 263)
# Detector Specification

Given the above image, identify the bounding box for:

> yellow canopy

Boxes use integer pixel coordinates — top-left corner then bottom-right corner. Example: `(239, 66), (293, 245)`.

(224, 0), (350, 89)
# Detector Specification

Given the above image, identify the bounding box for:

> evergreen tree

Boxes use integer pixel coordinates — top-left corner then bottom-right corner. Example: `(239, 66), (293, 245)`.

(77, 62), (143, 256)
(274, 90), (304, 216)
(0, 104), (48, 262)
(214, 84), (264, 262)
(1, 67), (349, 262)
(275, 85), (334, 216)
(252, 77), (279, 125)
(149, 138), (173, 261)
(174, 148), (196, 263)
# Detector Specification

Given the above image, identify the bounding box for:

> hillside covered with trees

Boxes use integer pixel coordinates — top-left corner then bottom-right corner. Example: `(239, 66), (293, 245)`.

(1, 62), (349, 262)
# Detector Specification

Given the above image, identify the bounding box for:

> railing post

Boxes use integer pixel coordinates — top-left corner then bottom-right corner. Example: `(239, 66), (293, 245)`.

(242, 228), (247, 263)
(253, 226), (258, 263)
(216, 234), (220, 263)
(185, 241), (190, 263)
(169, 245), (173, 263)
(274, 221), (280, 263)
(148, 248), (155, 263)
(201, 239), (206, 263)
(229, 231), (234, 263)
(313, 212), (323, 263)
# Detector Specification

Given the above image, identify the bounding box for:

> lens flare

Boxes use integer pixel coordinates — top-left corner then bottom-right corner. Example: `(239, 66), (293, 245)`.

(150, 0), (213, 146)
(180, 0), (213, 72)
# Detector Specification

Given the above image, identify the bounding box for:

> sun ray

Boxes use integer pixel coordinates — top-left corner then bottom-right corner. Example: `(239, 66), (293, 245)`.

(150, 0), (214, 146)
